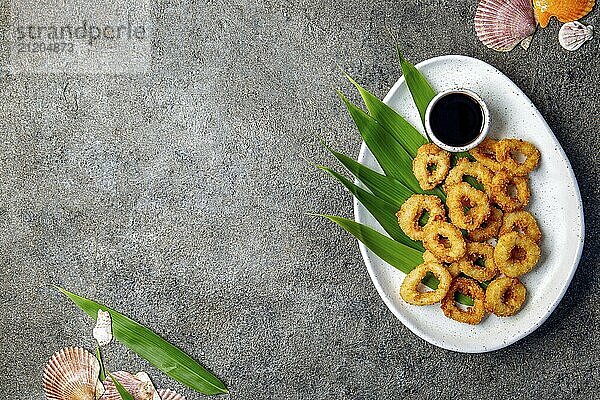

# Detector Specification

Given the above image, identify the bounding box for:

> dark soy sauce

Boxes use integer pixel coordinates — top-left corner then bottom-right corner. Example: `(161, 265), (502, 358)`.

(429, 92), (483, 146)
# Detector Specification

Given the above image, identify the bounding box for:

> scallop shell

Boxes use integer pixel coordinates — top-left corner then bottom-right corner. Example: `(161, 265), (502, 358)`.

(534, 0), (595, 28)
(101, 371), (158, 400)
(93, 310), (113, 347)
(157, 389), (186, 400)
(559, 21), (594, 50)
(475, 0), (537, 52)
(43, 347), (104, 400)
(135, 373), (161, 400)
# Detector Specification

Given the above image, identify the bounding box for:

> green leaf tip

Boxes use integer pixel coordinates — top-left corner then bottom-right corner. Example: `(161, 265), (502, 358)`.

(394, 51), (437, 127)
(95, 347), (106, 382)
(55, 286), (229, 395)
(107, 371), (135, 400)
(336, 89), (351, 106)
(318, 164), (423, 250)
(319, 215), (473, 306)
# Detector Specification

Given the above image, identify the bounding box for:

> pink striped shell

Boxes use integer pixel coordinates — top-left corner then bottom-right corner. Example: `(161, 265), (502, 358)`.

(475, 0), (537, 51)
(157, 389), (186, 400)
(101, 371), (157, 400)
(42, 347), (104, 400)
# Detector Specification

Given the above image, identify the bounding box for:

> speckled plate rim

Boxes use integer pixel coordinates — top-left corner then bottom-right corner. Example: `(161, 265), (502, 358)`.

(353, 55), (585, 353)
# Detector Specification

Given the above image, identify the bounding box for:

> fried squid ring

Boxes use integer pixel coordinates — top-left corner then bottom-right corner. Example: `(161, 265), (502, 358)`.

(444, 158), (493, 193)
(456, 242), (498, 282)
(400, 262), (452, 305)
(490, 170), (530, 212)
(485, 277), (527, 316)
(441, 277), (486, 325)
(396, 194), (446, 241)
(499, 211), (542, 243)
(423, 250), (461, 277)
(422, 221), (466, 263)
(446, 182), (491, 231)
(494, 232), (540, 277)
(496, 139), (540, 176)
(412, 143), (451, 190)
(469, 138), (502, 172)
(468, 207), (503, 242)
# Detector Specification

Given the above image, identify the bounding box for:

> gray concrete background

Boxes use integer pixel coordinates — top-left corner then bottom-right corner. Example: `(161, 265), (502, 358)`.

(0, 0), (599, 398)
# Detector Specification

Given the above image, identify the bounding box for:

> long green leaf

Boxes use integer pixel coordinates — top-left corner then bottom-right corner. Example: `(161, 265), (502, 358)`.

(95, 347), (106, 382)
(321, 214), (423, 272)
(319, 215), (473, 306)
(394, 54), (480, 193)
(322, 141), (414, 207)
(56, 287), (228, 395)
(344, 72), (428, 156)
(108, 372), (135, 400)
(338, 91), (422, 193)
(338, 93), (445, 199)
(318, 166), (424, 251)
(396, 48), (436, 127)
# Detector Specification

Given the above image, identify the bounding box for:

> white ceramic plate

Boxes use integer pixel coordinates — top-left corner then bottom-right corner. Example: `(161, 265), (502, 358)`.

(354, 55), (584, 353)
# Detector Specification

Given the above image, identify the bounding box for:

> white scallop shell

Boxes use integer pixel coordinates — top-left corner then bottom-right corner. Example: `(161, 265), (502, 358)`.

(43, 347), (104, 400)
(475, 0), (537, 52)
(559, 21), (593, 51)
(157, 389), (186, 400)
(135, 373), (161, 400)
(93, 310), (113, 347)
(101, 371), (158, 400)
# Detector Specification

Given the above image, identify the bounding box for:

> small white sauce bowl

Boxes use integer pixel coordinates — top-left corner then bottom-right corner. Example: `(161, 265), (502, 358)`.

(424, 88), (490, 153)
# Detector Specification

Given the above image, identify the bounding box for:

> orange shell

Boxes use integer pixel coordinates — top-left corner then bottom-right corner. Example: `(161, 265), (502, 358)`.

(534, 0), (595, 27)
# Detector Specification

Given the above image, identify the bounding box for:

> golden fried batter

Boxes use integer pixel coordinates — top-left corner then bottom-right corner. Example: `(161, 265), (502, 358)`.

(444, 158), (493, 193)
(468, 207), (503, 242)
(396, 194), (446, 241)
(469, 138), (502, 172)
(423, 250), (461, 277)
(456, 242), (498, 282)
(499, 211), (542, 243)
(446, 182), (491, 231)
(494, 232), (540, 277)
(412, 143), (451, 190)
(400, 262), (452, 305)
(496, 138), (540, 176)
(485, 277), (527, 317)
(422, 221), (466, 263)
(490, 170), (530, 212)
(441, 277), (486, 325)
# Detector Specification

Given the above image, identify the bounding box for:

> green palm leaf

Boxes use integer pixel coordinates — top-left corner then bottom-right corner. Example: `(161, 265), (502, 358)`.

(343, 72), (428, 156)
(319, 215), (474, 306)
(319, 54), (477, 307)
(321, 141), (414, 207)
(95, 347), (106, 382)
(318, 165), (424, 251)
(320, 214), (423, 272)
(338, 93), (446, 198)
(338, 91), (422, 193)
(396, 47), (436, 126)
(107, 372), (135, 400)
(56, 287), (228, 395)
(396, 51), (479, 181)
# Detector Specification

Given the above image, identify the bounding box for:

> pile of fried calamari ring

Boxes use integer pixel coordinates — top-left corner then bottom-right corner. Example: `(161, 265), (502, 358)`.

(397, 139), (542, 324)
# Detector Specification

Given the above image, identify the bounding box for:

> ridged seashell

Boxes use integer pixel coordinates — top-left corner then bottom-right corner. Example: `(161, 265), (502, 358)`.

(101, 371), (158, 400)
(559, 21), (594, 50)
(534, 0), (595, 28)
(157, 389), (186, 400)
(475, 0), (537, 52)
(93, 310), (113, 347)
(43, 347), (104, 400)
(135, 373), (161, 400)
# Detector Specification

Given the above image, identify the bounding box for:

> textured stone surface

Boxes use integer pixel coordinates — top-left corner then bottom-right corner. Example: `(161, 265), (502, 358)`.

(0, 0), (599, 398)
